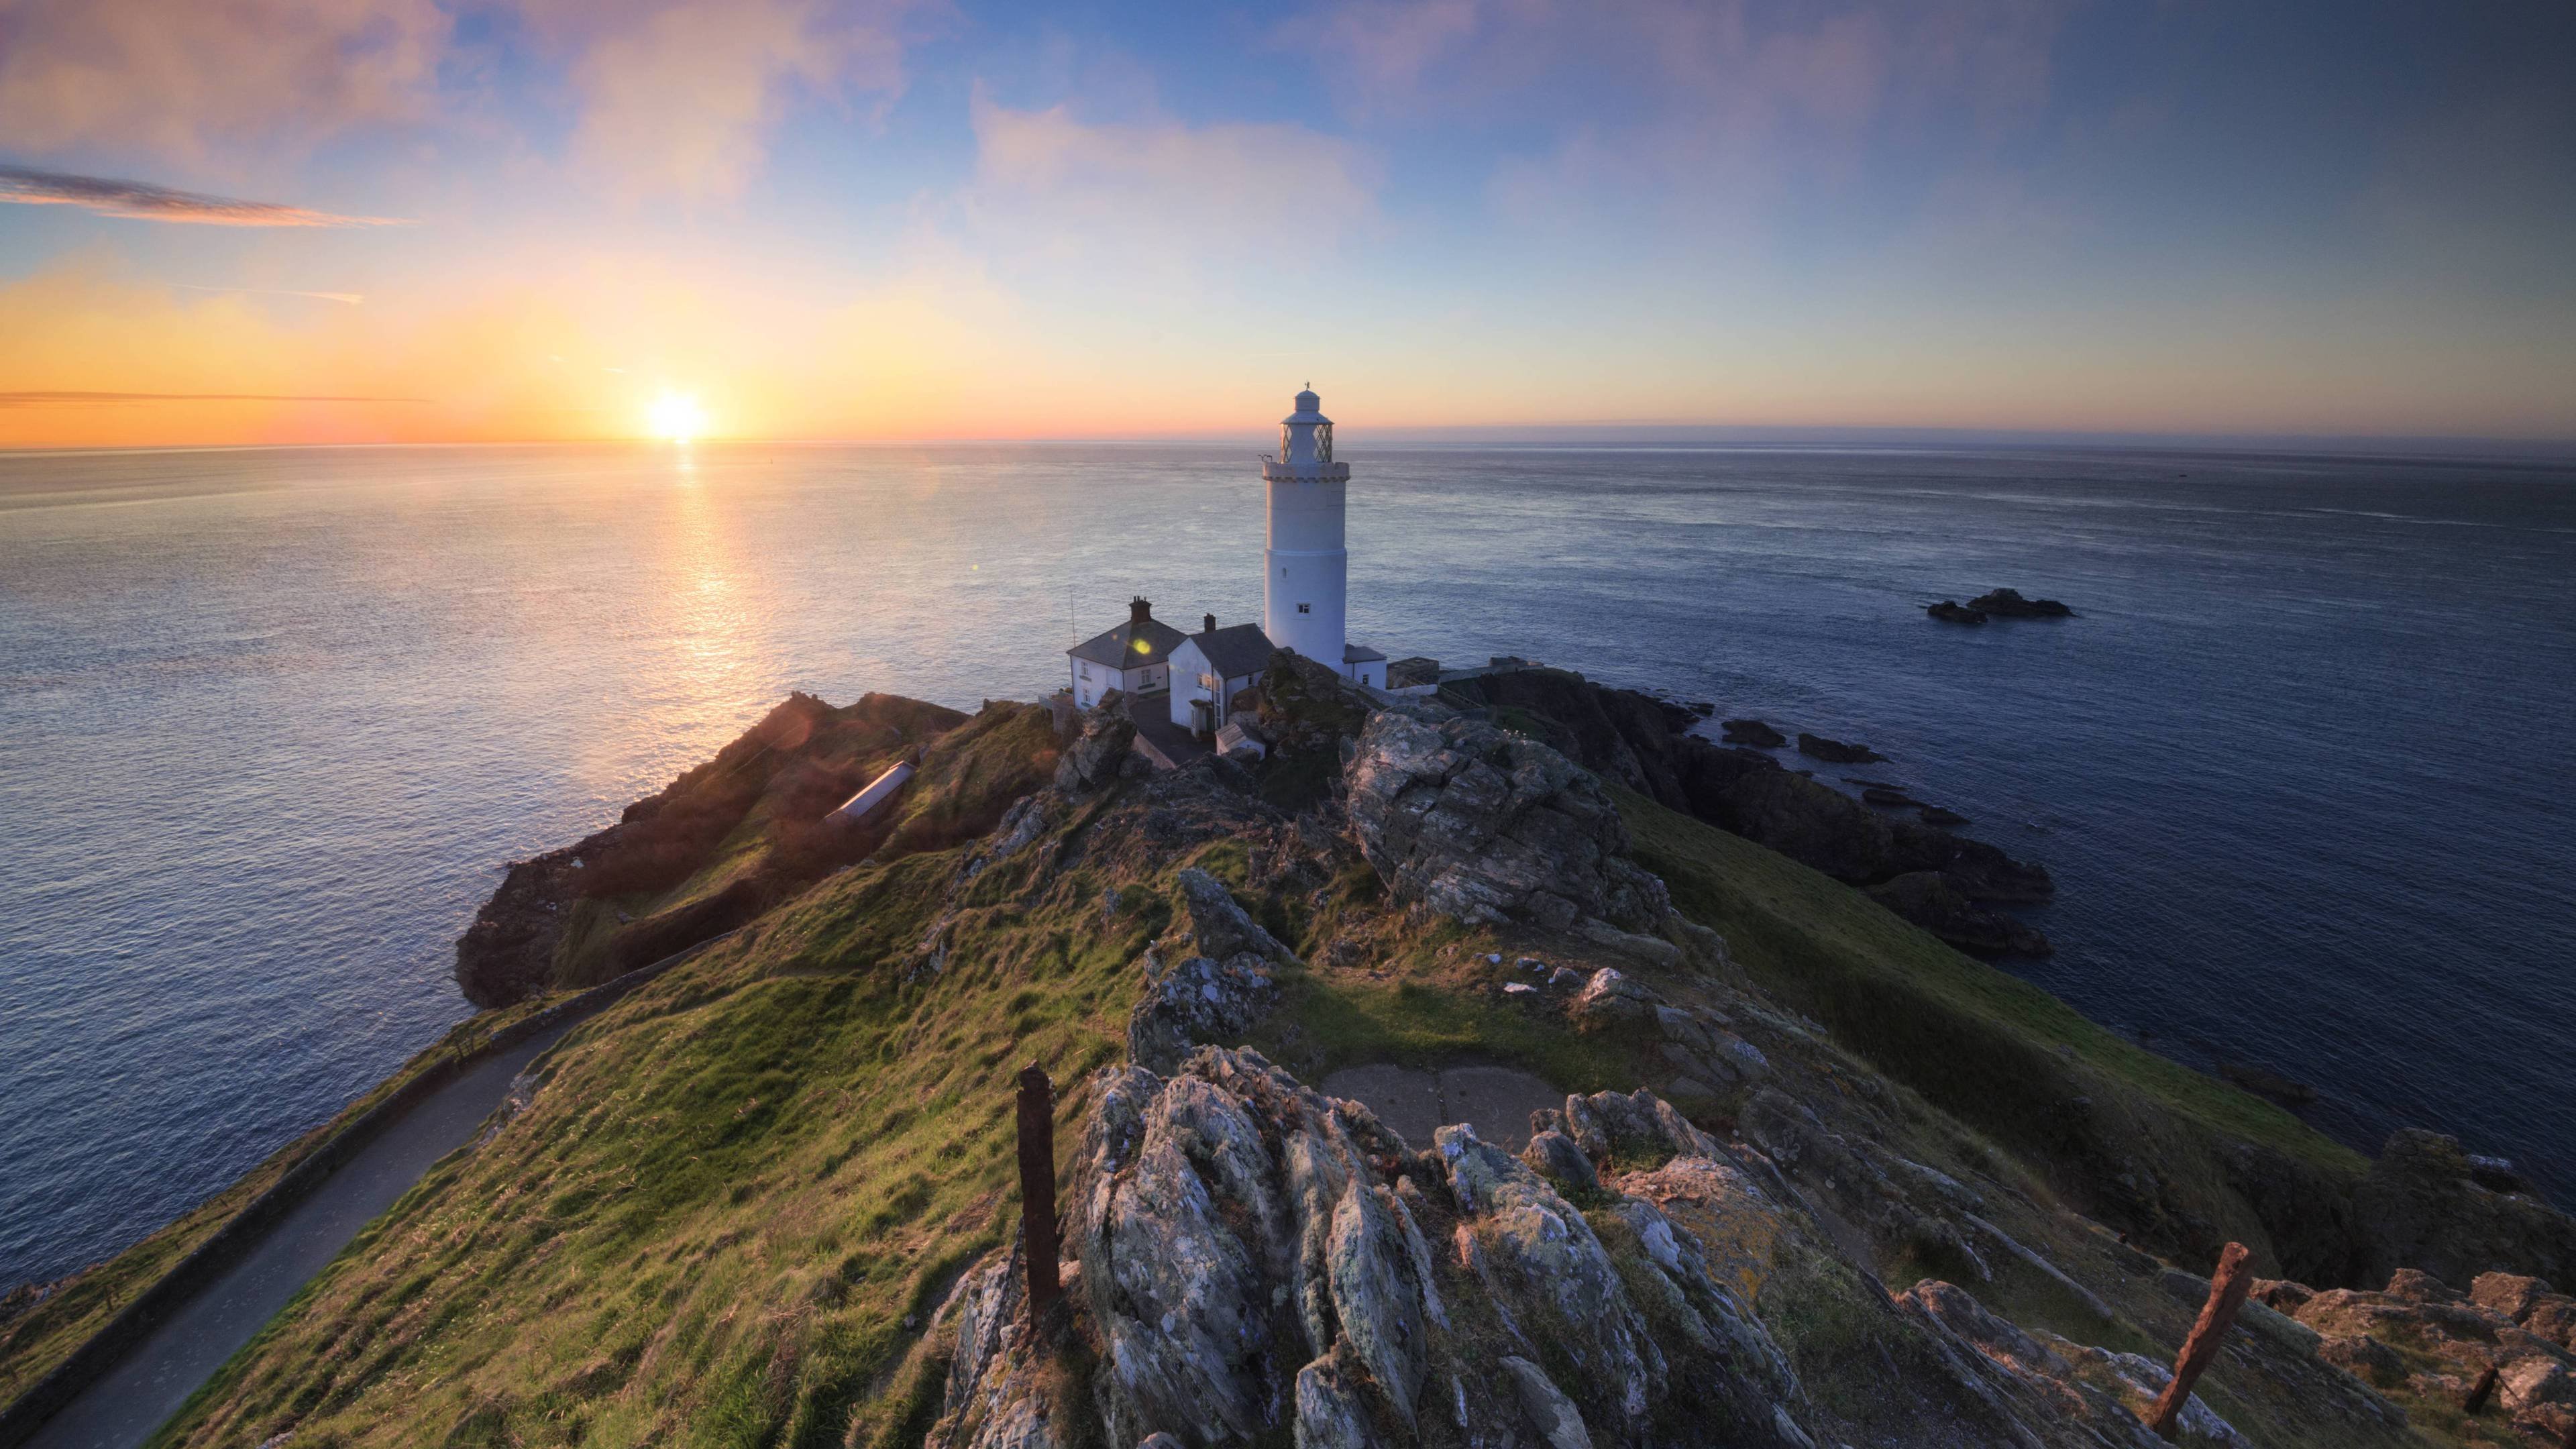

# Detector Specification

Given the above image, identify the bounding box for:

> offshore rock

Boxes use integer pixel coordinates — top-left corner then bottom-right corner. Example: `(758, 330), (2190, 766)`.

(1720, 717), (1788, 748)
(1344, 710), (1667, 934)
(1968, 588), (2074, 618)
(1795, 733), (1886, 765)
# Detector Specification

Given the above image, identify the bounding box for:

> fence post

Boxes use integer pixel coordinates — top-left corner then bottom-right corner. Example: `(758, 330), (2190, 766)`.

(2147, 1242), (2253, 1439)
(1016, 1064), (1060, 1323)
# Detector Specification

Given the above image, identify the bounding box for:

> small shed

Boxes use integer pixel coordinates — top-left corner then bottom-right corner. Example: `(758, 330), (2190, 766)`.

(828, 761), (914, 825)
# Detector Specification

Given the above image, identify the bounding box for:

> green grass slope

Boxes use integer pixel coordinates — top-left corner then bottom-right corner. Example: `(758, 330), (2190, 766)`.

(1622, 787), (2370, 1278)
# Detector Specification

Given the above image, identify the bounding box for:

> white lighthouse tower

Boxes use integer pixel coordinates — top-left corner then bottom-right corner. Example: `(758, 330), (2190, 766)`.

(1261, 386), (1384, 686)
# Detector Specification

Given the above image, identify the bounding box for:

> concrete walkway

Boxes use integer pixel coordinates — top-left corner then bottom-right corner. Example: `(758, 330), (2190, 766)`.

(23, 1025), (572, 1449)
(1320, 1063), (1564, 1152)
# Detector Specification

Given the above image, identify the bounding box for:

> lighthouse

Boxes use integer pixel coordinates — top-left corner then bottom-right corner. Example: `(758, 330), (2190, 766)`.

(1261, 387), (1385, 686)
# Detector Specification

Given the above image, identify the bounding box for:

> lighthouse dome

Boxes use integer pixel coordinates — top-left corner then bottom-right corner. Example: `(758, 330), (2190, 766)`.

(1283, 387), (1329, 425)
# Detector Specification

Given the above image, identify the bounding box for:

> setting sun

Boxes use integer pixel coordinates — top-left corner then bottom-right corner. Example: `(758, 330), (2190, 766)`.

(647, 390), (706, 442)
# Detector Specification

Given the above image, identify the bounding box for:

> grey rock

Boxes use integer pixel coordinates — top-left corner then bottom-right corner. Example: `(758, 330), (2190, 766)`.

(2501, 1354), (2575, 1411)
(1523, 1129), (1603, 1197)
(1438, 1124), (1662, 1424)
(1343, 710), (1668, 932)
(1499, 1356), (1594, 1449)
(1293, 1354), (1382, 1449)
(1055, 695), (1137, 794)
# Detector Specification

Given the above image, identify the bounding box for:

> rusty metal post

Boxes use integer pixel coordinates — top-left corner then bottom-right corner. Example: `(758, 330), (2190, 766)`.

(2463, 1363), (2500, 1413)
(1016, 1063), (1061, 1322)
(2147, 1242), (2253, 1439)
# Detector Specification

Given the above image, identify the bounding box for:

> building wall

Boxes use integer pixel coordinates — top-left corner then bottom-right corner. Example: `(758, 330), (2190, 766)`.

(1070, 657), (1167, 710)
(1167, 639), (1254, 732)
(1346, 657), (1387, 689)
(1264, 472), (1347, 666)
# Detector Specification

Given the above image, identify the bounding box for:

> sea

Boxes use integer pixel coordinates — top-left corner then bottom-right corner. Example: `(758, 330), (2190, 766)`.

(3, 441), (2572, 1288)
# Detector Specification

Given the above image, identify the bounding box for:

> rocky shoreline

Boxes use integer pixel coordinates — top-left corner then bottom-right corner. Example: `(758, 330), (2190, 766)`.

(1435, 667), (2058, 958)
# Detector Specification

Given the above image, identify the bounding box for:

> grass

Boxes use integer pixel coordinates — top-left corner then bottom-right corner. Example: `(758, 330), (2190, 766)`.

(1619, 784), (2369, 1275)
(137, 713), (1112, 1449)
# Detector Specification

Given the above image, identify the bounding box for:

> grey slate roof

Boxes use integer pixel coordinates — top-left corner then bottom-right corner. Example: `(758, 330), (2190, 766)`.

(1183, 623), (1279, 680)
(1069, 616), (1187, 668)
(1342, 642), (1386, 663)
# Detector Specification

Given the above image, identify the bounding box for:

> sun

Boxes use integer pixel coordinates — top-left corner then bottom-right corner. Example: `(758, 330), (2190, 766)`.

(647, 390), (706, 442)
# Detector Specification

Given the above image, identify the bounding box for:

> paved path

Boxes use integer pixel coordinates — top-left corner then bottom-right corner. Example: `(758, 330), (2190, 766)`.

(23, 1024), (571, 1449)
(1321, 1063), (1564, 1152)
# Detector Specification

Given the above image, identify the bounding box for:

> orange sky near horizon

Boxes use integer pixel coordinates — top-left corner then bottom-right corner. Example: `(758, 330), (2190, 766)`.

(5, 0), (2573, 449)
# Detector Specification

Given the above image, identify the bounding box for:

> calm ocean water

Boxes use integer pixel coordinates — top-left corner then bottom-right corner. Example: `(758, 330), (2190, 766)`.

(3, 441), (2572, 1286)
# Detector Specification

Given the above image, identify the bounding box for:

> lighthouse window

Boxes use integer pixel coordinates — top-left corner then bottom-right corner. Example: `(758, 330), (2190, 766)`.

(1316, 422), (1332, 463)
(1297, 602), (1311, 614)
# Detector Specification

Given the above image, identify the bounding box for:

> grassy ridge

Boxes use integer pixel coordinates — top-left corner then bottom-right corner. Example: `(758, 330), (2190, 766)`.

(145, 749), (1121, 1448)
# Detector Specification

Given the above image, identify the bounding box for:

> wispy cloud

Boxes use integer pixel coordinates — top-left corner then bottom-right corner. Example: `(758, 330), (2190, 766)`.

(0, 391), (423, 407)
(171, 284), (366, 305)
(0, 0), (448, 158)
(0, 166), (411, 227)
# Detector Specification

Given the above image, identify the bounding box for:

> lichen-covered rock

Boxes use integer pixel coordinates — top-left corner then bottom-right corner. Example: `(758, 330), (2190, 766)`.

(1499, 1356), (1594, 1449)
(938, 1046), (2202, 1449)
(1523, 1129), (1603, 1197)
(1343, 710), (1662, 933)
(1124, 869), (1296, 1073)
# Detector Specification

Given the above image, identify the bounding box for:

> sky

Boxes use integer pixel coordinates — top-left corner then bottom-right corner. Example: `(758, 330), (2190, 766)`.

(1, 0), (2572, 446)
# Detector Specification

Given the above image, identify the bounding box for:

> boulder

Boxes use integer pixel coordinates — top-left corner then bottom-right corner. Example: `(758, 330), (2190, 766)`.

(1925, 600), (1989, 625)
(1343, 710), (1668, 934)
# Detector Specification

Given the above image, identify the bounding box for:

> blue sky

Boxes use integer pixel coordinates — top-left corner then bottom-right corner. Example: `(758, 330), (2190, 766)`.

(1, 0), (2571, 443)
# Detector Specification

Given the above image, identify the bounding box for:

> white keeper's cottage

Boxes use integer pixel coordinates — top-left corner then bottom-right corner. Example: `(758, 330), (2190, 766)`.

(1065, 386), (1386, 738)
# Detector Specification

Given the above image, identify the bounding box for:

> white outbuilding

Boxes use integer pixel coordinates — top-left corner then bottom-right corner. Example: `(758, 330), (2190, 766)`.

(1169, 616), (1277, 734)
(1066, 596), (1184, 710)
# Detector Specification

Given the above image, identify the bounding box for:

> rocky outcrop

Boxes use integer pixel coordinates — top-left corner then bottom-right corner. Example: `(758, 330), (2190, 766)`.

(1968, 588), (2073, 619)
(1125, 868), (1293, 1074)
(1865, 872), (2053, 957)
(2253, 1264), (2576, 1444)
(1344, 710), (1675, 936)
(930, 1047), (2279, 1449)
(1925, 601), (1989, 625)
(2351, 1130), (2576, 1290)
(1432, 668), (2055, 953)
(1054, 694), (1140, 794)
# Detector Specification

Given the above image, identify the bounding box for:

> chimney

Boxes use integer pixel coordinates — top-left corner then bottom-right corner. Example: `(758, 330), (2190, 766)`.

(1203, 613), (1217, 635)
(1130, 596), (1151, 627)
